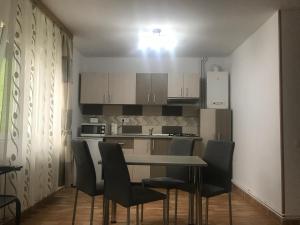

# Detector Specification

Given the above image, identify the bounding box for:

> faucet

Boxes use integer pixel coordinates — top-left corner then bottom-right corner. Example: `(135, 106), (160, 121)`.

(149, 128), (154, 135)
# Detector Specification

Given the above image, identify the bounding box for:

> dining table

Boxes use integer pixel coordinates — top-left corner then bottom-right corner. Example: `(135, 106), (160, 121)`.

(99, 154), (207, 225)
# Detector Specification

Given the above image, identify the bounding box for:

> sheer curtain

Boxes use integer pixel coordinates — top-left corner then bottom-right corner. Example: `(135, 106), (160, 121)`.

(2, 0), (73, 212)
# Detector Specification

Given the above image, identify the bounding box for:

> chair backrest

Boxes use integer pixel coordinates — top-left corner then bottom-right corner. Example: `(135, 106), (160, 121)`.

(166, 138), (195, 182)
(203, 140), (235, 192)
(71, 140), (97, 195)
(98, 142), (132, 206)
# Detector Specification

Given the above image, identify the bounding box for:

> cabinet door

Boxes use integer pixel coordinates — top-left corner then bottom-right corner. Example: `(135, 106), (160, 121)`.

(122, 148), (135, 180)
(150, 139), (171, 178)
(136, 73), (151, 104)
(183, 73), (200, 98)
(151, 73), (168, 104)
(132, 139), (151, 182)
(109, 73), (136, 104)
(80, 73), (108, 104)
(168, 73), (183, 98)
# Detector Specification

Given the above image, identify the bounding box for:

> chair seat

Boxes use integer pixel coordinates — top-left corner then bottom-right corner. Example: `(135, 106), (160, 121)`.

(201, 184), (227, 198)
(142, 177), (187, 189)
(143, 177), (197, 194)
(79, 180), (104, 196)
(130, 186), (166, 206)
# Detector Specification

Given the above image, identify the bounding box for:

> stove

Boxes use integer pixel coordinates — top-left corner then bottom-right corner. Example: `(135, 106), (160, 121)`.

(168, 133), (198, 137)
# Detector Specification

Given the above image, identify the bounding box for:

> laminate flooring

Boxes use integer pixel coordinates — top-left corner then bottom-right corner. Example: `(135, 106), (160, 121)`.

(19, 188), (280, 225)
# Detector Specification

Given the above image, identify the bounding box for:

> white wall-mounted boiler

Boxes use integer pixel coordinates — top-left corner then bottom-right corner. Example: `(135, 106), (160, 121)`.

(207, 71), (229, 109)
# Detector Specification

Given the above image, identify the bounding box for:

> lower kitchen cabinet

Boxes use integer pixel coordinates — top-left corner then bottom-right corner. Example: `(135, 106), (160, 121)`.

(150, 139), (170, 178)
(132, 139), (151, 182)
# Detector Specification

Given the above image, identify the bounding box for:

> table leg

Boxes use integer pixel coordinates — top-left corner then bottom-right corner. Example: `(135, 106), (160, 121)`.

(198, 167), (203, 225)
(188, 166), (195, 225)
(195, 167), (199, 225)
(111, 201), (117, 223)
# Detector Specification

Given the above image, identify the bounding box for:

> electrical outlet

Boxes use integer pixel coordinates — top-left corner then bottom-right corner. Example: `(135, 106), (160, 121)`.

(121, 118), (129, 124)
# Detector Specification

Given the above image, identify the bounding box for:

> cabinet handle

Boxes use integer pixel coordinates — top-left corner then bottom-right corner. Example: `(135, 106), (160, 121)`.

(181, 88), (183, 97)
(103, 94), (106, 103)
(153, 94), (156, 103)
(147, 93), (150, 103)
(152, 139), (154, 151)
(186, 88), (188, 97)
(109, 93), (111, 103)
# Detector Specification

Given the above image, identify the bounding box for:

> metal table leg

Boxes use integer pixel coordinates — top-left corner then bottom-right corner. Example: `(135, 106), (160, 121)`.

(111, 201), (117, 223)
(198, 167), (203, 225)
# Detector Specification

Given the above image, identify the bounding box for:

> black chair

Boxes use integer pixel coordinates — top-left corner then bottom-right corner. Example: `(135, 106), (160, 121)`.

(0, 195), (21, 225)
(98, 142), (167, 225)
(202, 140), (235, 225)
(71, 140), (104, 225)
(142, 138), (195, 225)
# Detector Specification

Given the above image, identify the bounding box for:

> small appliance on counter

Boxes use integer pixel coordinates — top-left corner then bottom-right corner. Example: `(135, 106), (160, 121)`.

(111, 123), (118, 135)
(80, 123), (108, 137)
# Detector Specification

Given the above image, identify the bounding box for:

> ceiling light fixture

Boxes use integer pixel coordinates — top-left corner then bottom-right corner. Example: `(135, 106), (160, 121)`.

(138, 27), (178, 51)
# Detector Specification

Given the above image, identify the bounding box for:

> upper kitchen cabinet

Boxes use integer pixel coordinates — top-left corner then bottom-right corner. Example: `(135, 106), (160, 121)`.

(151, 74), (168, 104)
(168, 73), (200, 98)
(80, 72), (136, 104)
(136, 73), (168, 105)
(80, 73), (108, 104)
(109, 73), (136, 104)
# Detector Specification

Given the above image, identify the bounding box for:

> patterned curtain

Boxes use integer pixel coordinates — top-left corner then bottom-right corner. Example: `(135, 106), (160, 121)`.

(1, 0), (73, 215)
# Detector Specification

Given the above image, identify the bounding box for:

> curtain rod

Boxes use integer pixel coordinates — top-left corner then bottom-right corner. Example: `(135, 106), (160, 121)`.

(31, 0), (73, 39)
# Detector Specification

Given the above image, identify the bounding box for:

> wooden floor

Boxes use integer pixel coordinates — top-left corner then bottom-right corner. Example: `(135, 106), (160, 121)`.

(19, 188), (280, 225)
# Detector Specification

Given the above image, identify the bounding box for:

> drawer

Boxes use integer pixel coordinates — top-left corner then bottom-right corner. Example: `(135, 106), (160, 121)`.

(104, 137), (134, 149)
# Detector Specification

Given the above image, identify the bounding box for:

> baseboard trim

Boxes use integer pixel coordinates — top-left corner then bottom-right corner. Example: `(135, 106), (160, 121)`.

(3, 186), (65, 225)
(282, 218), (300, 225)
(232, 184), (283, 224)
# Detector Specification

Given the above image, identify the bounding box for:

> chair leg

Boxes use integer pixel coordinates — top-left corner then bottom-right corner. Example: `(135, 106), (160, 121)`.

(102, 197), (106, 225)
(136, 205), (140, 225)
(103, 198), (110, 225)
(205, 198), (208, 225)
(141, 204), (144, 223)
(15, 198), (21, 225)
(188, 192), (194, 225)
(127, 207), (131, 225)
(228, 192), (233, 225)
(166, 189), (170, 225)
(163, 199), (168, 225)
(72, 189), (79, 225)
(90, 196), (95, 225)
(174, 189), (178, 225)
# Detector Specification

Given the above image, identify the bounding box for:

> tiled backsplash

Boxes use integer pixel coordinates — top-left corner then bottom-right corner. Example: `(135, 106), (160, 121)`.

(81, 105), (200, 135)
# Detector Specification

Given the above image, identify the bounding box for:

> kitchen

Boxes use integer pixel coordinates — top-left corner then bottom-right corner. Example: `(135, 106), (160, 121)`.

(0, 0), (300, 225)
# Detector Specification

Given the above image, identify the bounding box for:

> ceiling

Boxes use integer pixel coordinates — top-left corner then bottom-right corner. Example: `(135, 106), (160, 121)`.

(42, 0), (282, 57)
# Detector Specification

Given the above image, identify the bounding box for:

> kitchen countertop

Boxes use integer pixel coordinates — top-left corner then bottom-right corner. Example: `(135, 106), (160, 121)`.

(77, 134), (202, 140)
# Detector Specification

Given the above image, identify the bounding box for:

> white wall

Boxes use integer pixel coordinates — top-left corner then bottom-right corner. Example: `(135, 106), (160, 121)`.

(80, 56), (230, 74)
(230, 12), (282, 214)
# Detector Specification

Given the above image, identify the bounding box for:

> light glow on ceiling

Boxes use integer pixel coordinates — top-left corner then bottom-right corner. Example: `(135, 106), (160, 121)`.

(138, 27), (178, 52)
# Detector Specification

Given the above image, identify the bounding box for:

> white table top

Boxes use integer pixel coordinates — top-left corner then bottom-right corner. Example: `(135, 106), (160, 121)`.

(98, 154), (207, 167)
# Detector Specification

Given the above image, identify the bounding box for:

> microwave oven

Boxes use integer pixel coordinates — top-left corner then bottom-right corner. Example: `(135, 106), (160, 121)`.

(80, 123), (107, 137)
